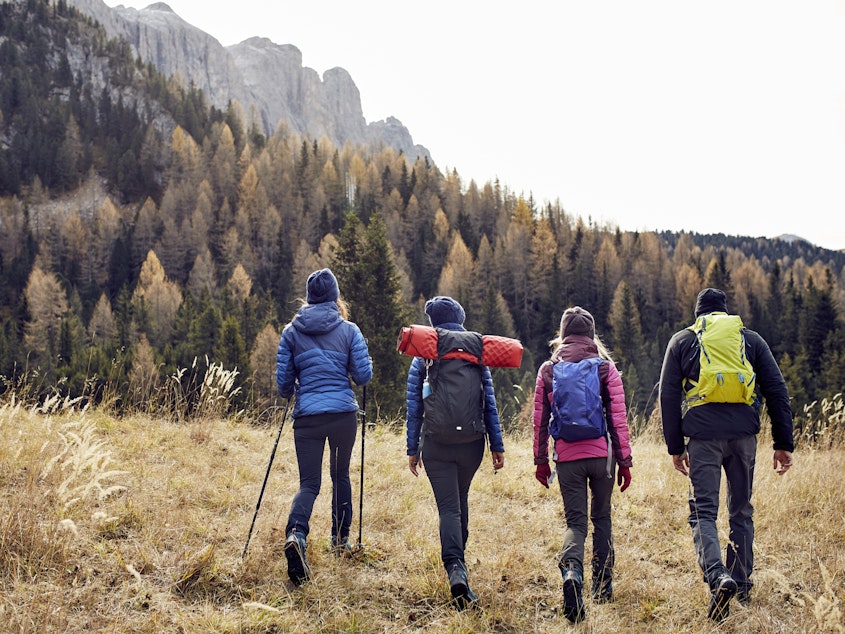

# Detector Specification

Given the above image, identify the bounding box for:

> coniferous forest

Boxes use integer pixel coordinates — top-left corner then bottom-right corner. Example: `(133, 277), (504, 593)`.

(1, 0), (844, 434)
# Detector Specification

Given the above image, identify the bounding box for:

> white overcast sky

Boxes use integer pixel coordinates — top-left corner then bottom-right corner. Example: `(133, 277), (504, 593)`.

(106, 1), (845, 251)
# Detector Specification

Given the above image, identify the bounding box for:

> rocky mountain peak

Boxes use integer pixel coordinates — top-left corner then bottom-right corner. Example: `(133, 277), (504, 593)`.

(67, 0), (429, 162)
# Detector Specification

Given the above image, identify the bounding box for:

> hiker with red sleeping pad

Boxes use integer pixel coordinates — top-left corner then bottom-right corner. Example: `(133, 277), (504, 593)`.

(404, 296), (506, 610)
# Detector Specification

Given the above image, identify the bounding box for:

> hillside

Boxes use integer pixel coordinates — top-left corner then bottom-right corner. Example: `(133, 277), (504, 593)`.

(1, 401), (842, 632)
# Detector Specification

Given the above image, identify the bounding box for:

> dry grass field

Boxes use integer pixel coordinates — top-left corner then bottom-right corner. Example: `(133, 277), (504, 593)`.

(0, 397), (842, 633)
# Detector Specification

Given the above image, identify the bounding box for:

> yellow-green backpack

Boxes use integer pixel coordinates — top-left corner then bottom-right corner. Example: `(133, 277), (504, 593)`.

(684, 312), (756, 408)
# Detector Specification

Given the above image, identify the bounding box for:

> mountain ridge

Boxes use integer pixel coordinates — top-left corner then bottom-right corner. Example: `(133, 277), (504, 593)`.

(66, 0), (430, 162)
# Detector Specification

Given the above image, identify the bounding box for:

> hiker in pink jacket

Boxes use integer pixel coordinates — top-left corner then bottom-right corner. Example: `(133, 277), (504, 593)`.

(532, 306), (633, 623)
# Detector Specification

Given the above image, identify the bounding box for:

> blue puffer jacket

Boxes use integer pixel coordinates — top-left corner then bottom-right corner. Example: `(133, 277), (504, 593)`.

(276, 302), (372, 418)
(405, 322), (505, 456)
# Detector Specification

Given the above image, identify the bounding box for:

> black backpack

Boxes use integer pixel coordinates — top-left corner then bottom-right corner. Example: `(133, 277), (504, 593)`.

(422, 328), (486, 444)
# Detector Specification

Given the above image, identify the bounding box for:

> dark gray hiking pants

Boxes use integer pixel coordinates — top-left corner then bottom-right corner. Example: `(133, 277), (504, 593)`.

(687, 435), (756, 593)
(557, 456), (615, 575)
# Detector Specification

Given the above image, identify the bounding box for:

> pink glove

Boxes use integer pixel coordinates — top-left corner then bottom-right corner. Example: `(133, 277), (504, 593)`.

(535, 463), (552, 488)
(617, 466), (631, 492)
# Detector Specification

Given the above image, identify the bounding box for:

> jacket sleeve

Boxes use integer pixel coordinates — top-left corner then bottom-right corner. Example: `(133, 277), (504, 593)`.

(603, 361), (633, 467)
(275, 327), (296, 399)
(659, 331), (687, 455)
(347, 323), (373, 386)
(533, 362), (551, 464)
(747, 330), (794, 451)
(482, 366), (505, 453)
(405, 357), (425, 456)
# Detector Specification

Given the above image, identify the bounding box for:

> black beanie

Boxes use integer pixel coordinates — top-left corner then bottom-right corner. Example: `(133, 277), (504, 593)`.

(560, 306), (596, 339)
(306, 268), (340, 304)
(694, 288), (728, 317)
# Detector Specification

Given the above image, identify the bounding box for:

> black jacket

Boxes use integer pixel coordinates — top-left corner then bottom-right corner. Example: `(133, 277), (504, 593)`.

(659, 315), (794, 455)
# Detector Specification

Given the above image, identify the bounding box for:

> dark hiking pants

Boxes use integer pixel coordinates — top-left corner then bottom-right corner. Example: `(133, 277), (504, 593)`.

(285, 411), (358, 542)
(687, 435), (756, 593)
(421, 436), (485, 570)
(557, 456), (615, 575)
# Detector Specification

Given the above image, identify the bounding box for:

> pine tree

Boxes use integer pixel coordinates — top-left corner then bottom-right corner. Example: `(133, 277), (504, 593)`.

(702, 250), (734, 302)
(333, 212), (411, 418)
(608, 281), (649, 415)
(762, 261), (785, 355)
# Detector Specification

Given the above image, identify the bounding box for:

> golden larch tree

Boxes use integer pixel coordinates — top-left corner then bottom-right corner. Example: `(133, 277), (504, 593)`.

(24, 267), (69, 364)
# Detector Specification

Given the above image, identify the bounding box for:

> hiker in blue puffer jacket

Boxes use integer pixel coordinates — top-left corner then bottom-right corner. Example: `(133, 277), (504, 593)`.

(275, 268), (372, 585)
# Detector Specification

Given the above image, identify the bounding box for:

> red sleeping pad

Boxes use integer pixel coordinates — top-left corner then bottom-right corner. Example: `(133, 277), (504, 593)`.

(396, 324), (523, 368)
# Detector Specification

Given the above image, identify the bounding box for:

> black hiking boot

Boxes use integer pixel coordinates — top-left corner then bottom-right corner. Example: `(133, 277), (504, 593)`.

(707, 573), (738, 621)
(284, 530), (311, 586)
(560, 562), (586, 623)
(447, 562), (478, 610)
(591, 569), (613, 603)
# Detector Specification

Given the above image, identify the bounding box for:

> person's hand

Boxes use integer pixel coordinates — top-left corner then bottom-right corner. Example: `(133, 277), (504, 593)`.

(491, 451), (505, 472)
(672, 451), (689, 476)
(408, 454), (420, 477)
(535, 462), (551, 488)
(773, 449), (793, 475)
(617, 466), (631, 492)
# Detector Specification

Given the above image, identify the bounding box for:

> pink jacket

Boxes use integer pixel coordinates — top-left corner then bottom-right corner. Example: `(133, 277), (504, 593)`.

(533, 335), (633, 467)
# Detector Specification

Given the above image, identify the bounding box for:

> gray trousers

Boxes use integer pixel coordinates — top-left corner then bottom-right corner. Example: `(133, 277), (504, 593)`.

(422, 436), (485, 569)
(557, 456), (615, 575)
(687, 435), (756, 593)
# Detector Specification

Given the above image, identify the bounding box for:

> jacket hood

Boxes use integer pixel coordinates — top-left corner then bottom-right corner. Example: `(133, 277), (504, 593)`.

(292, 302), (343, 335)
(552, 335), (599, 363)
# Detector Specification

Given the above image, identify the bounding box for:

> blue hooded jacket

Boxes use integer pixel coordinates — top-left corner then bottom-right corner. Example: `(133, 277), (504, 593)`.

(276, 302), (372, 418)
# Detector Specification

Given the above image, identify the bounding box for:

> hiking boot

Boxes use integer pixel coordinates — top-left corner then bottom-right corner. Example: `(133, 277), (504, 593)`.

(591, 571), (613, 603)
(447, 563), (478, 610)
(331, 535), (353, 557)
(706, 573), (738, 621)
(560, 562), (586, 623)
(284, 530), (311, 586)
(737, 586), (751, 606)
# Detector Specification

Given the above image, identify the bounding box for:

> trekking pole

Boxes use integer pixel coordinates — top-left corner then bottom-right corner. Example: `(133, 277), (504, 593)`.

(242, 398), (292, 560)
(357, 384), (367, 548)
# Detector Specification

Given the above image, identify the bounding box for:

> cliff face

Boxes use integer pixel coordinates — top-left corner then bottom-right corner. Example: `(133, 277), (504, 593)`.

(67, 0), (429, 161)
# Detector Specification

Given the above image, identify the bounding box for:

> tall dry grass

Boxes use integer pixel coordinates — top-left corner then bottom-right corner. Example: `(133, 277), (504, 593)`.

(0, 397), (842, 633)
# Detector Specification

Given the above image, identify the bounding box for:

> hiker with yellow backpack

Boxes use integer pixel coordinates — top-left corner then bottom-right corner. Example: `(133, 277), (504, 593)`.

(659, 288), (794, 622)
